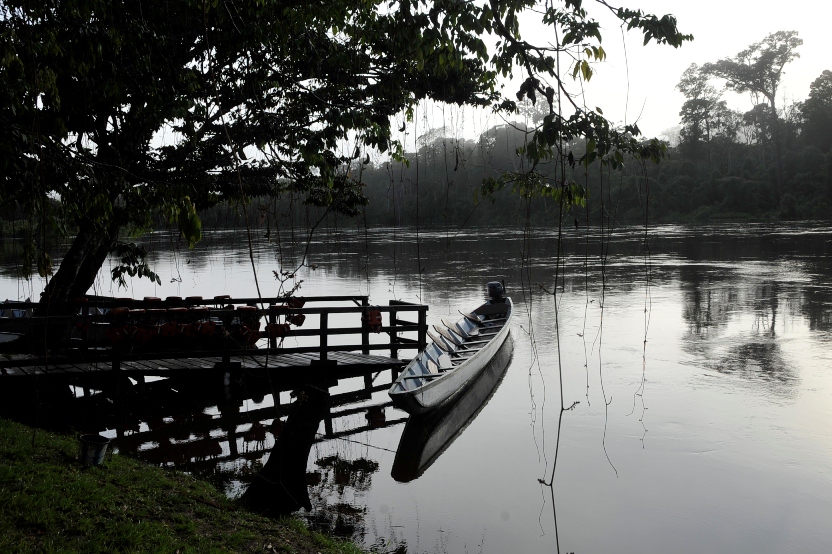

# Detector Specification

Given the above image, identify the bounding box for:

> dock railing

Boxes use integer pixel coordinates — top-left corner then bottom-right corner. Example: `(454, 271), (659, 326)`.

(0, 295), (429, 371)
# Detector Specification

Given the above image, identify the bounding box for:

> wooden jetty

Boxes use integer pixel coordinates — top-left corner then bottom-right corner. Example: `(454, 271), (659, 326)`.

(0, 295), (428, 388)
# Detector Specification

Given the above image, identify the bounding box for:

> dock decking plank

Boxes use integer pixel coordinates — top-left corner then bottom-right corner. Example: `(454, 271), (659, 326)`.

(1, 350), (406, 380)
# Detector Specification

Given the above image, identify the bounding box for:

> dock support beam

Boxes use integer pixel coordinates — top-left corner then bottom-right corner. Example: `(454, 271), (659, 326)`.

(418, 308), (427, 350)
(319, 312), (328, 362)
(361, 297), (369, 355)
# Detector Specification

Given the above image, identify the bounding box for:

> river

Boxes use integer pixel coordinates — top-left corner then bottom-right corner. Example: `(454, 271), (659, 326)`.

(2, 221), (832, 553)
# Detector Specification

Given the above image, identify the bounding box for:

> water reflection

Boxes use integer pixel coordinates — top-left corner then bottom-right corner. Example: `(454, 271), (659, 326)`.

(680, 270), (799, 395)
(306, 455), (381, 537)
(0, 366), (399, 531)
(714, 342), (792, 383)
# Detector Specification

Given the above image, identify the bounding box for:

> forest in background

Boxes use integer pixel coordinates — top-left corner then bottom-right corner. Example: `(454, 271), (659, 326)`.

(353, 53), (832, 228)
(198, 57), (832, 231)
(195, 78), (832, 234)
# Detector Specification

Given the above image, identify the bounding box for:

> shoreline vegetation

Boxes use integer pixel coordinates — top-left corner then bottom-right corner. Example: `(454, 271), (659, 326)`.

(0, 418), (364, 554)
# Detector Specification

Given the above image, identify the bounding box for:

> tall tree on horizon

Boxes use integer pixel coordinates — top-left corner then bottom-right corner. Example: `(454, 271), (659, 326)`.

(677, 63), (722, 170)
(704, 30), (803, 202)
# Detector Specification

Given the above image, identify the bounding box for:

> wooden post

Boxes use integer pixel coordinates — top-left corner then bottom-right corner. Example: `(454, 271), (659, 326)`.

(361, 297), (369, 355)
(390, 303), (398, 359)
(418, 307), (427, 350)
(319, 312), (328, 362)
(268, 306), (277, 349)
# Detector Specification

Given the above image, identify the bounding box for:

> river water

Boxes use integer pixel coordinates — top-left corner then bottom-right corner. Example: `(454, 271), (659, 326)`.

(2, 221), (832, 553)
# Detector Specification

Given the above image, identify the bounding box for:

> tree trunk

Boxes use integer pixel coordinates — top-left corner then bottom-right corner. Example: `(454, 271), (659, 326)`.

(40, 219), (121, 311)
(241, 385), (329, 515)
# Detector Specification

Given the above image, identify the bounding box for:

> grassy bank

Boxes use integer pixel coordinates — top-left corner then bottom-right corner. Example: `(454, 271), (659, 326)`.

(0, 418), (364, 553)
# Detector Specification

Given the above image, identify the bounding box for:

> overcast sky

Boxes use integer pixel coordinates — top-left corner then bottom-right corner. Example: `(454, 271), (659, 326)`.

(578, 0), (829, 137)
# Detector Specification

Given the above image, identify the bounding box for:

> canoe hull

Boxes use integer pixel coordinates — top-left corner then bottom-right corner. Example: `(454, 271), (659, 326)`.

(389, 297), (512, 415)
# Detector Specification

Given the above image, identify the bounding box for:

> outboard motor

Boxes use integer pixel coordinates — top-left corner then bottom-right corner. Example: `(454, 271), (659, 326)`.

(486, 281), (506, 302)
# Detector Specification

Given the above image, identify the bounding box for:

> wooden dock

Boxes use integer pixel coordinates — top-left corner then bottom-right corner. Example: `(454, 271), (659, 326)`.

(0, 350), (404, 379)
(0, 295), (428, 387)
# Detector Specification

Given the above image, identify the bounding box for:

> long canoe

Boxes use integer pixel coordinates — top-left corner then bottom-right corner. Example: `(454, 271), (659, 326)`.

(388, 295), (513, 415)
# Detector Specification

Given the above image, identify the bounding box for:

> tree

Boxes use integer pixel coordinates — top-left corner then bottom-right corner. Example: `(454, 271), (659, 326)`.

(1, 0), (690, 308)
(677, 63), (721, 166)
(801, 70), (832, 153)
(704, 31), (803, 200)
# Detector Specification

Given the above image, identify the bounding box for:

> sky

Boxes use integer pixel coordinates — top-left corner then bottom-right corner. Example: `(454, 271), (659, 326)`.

(576, 0), (830, 137)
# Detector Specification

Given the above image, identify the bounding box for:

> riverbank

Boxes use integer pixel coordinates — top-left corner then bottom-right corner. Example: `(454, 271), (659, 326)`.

(0, 418), (363, 553)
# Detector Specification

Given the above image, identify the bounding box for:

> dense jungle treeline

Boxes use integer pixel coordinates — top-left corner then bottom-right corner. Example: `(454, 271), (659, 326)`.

(4, 106), (830, 244)
(201, 57), (832, 230)
(349, 63), (832, 227)
(353, 124), (819, 228)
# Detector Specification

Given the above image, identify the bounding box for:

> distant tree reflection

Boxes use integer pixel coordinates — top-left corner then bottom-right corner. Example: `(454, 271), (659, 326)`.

(679, 269), (799, 395)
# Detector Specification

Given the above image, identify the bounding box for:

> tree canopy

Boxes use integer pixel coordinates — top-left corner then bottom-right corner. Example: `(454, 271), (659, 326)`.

(704, 31), (802, 108)
(801, 70), (832, 153)
(703, 31), (803, 199)
(0, 0), (691, 304)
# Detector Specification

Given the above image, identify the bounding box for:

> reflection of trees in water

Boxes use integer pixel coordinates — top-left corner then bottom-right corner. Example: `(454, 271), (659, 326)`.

(313, 455), (379, 494)
(682, 284), (735, 336)
(305, 454), (380, 538)
(799, 284), (832, 333)
(750, 281), (782, 337)
(680, 272), (799, 395)
(711, 342), (794, 387)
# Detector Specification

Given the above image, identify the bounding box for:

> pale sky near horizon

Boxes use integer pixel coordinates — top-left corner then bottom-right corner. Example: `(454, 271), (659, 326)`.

(577, 0), (830, 137)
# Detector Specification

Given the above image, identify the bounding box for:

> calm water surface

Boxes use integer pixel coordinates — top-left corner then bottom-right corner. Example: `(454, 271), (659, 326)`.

(3, 221), (832, 553)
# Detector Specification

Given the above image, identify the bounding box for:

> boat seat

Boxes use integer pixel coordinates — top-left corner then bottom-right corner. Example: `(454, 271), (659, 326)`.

(452, 344), (486, 356)
(474, 303), (509, 316)
(459, 338), (495, 346)
(411, 358), (429, 375)
(425, 343), (443, 360)
(451, 351), (481, 361)
(401, 373), (442, 381)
